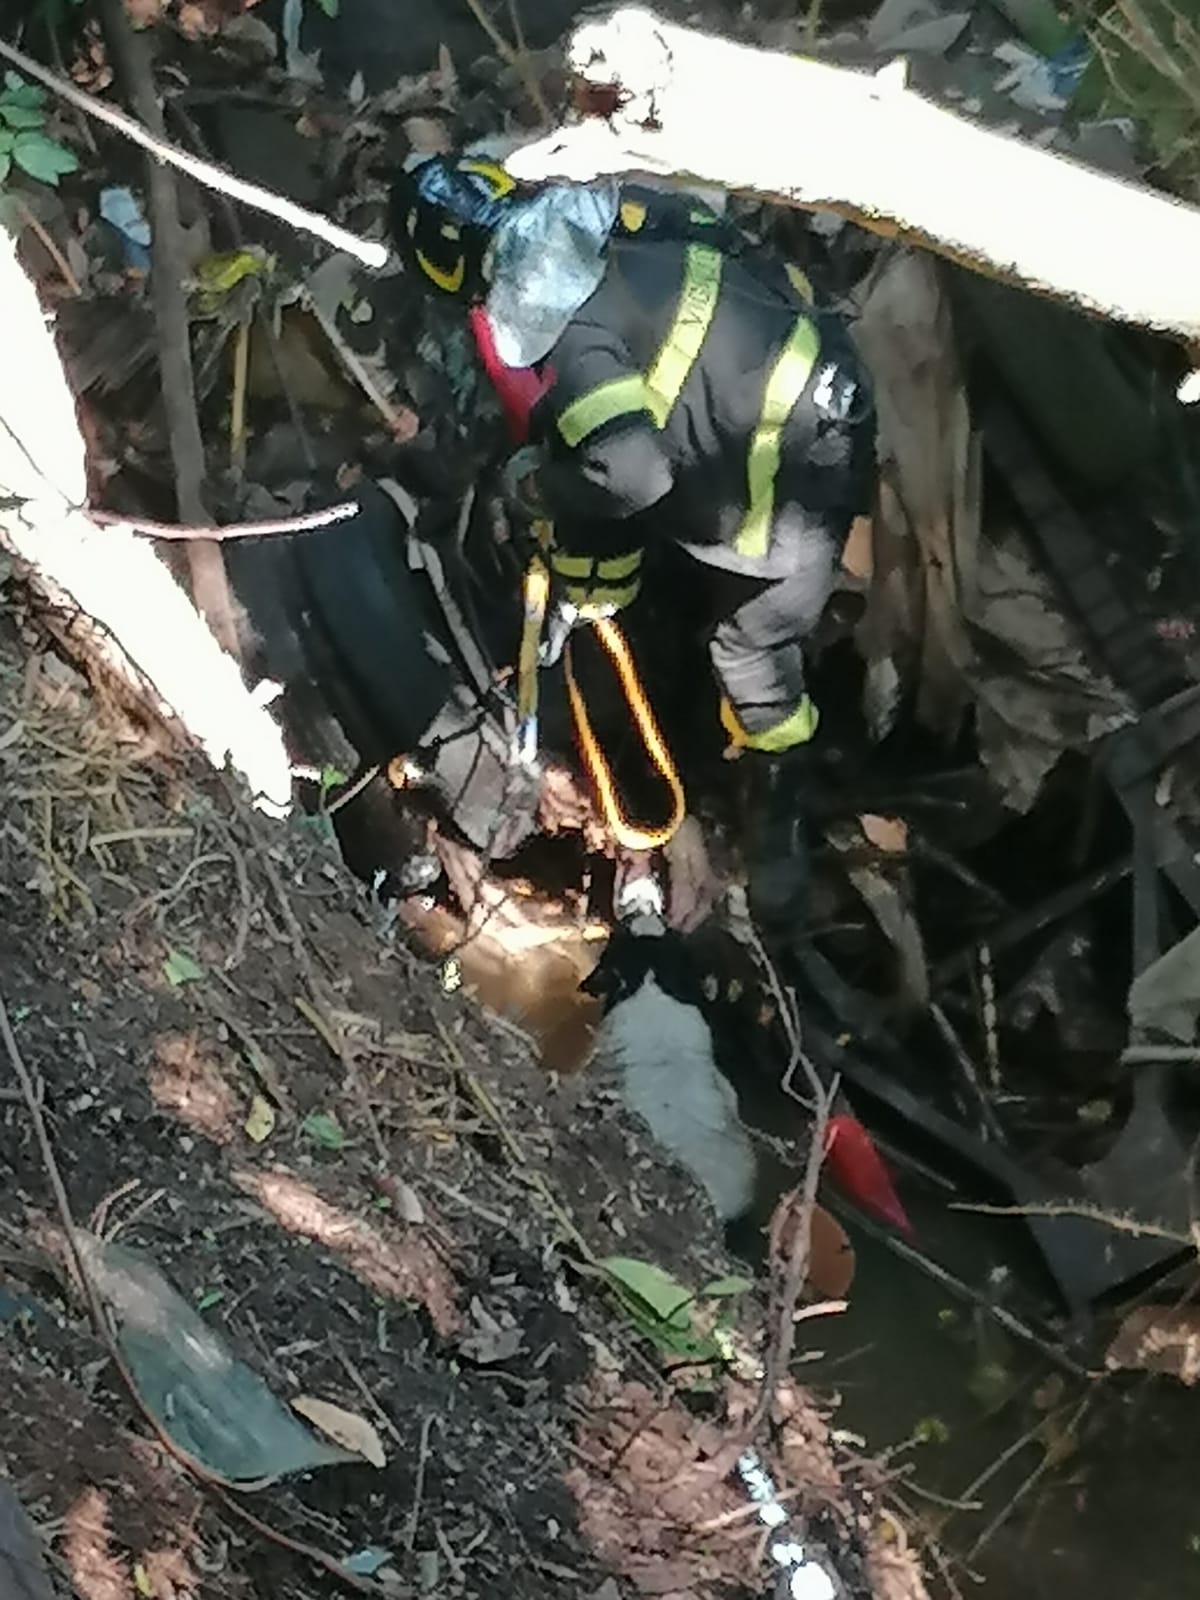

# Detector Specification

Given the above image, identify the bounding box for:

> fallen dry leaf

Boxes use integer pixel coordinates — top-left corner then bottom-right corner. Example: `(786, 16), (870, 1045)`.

(243, 1094), (275, 1144)
(1105, 1305), (1200, 1386)
(292, 1397), (387, 1468)
(841, 513), (874, 582)
(807, 1204), (856, 1301)
(860, 813), (909, 853)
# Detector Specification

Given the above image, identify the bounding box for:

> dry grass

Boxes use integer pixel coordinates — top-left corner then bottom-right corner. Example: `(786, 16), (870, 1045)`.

(1080, 0), (1200, 202)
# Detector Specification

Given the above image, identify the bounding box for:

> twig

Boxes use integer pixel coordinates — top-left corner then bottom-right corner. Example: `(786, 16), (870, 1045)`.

(406, 1413), (436, 1551)
(439, 1022), (597, 1262)
(165, 95), (320, 473)
(949, 1409), (1060, 1519)
(948, 1198), (1193, 1244)
(0, 37), (388, 269)
(831, 1200), (1097, 1377)
(13, 196), (81, 295)
(0, 988), (389, 1596)
(95, 0), (239, 659)
(928, 1000), (1004, 1142)
(296, 993), (391, 1171)
(1121, 1044), (1200, 1064)
(978, 944), (1001, 1091)
(929, 856), (1132, 992)
(302, 293), (415, 440)
(331, 1339), (405, 1446)
(736, 909), (836, 1438)
(462, 0), (550, 120)
(229, 318), (250, 476)
(324, 763), (381, 817)
(966, 1397), (1089, 1561)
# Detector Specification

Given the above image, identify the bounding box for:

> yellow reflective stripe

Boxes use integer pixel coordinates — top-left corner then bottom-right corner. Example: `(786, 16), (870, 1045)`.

(597, 550), (642, 580)
(734, 315), (821, 560)
(550, 548), (642, 581)
(415, 247), (464, 294)
(645, 244), (722, 427)
(558, 376), (651, 447)
(563, 577), (642, 611)
(459, 157), (516, 198)
(620, 198), (647, 232)
(785, 261), (815, 303)
(720, 695), (819, 751)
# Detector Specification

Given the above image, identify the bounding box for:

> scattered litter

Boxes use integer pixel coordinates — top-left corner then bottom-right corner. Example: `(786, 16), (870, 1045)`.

(161, 948), (204, 986)
(345, 1547), (394, 1577)
(72, 1233), (355, 1483)
(458, 1296), (525, 1365)
(859, 813), (909, 854)
(1106, 1305), (1200, 1386)
(736, 1449), (838, 1600)
(301, 1109), (346, 1149)
(99, 185), (151, 271)
(244, 1093), (276, 1143)
(291, 1395), (387, 1468)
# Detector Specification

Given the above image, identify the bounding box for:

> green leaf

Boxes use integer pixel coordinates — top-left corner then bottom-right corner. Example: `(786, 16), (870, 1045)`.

(195, 1288), (226, 1311)
(319, 763), (348, 797)
(699, 1275), (753, 1300)
(316, 0), (339, 16)
(302, 1110), (345, 1150)
(913, 1415), (950, 1446)
(0, 129), (14, 155)
(162, 948), (204, 986)
(301, 811), (336, 844)
(12, 132), (78, 186)
(602, 1257), (694, 1328)
(3, 74), (45, 108)
(0, 103), (45, 131)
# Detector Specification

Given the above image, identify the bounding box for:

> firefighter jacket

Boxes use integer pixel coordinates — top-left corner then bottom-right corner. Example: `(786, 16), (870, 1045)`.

(527, 185), (875, 612)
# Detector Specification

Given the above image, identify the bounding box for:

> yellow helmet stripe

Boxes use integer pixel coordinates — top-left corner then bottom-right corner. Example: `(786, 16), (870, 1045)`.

(415, 248), (465, 294)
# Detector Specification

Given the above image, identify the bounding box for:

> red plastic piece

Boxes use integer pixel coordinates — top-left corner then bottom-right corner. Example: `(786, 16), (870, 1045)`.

(468, 305), (551, 445)
(823, 1112), (914, 1239)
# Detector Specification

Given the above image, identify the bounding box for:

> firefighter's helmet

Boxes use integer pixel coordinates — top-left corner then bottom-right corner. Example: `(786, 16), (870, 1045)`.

(390, 154), (520, 302)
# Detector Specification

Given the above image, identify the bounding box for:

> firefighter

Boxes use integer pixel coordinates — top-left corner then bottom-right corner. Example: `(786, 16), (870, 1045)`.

(390, 153), (875, 927)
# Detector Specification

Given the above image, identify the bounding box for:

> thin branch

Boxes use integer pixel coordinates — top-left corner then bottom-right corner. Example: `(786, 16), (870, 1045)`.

(96, 0), (239, 658)
(89, 501), (360, 541)
(0, 36), (388, 269)
(462, 0), (550, 121)
(13, 195), (81, 295)
(949, 1198), (1194, 1245)
(734, 903), (837, 1438)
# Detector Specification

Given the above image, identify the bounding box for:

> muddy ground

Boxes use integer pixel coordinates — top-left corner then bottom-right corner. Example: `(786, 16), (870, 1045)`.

(0, 584), (926, 1600)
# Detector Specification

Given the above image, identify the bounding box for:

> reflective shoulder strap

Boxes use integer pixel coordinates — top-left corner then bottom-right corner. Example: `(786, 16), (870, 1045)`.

(557, 374), (652, 447)
(644, 243), (723, 427)
(734, 315), (821, 560)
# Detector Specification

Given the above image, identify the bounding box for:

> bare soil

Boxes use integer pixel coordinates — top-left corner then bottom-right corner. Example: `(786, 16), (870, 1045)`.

(0, 591), (926, 1600)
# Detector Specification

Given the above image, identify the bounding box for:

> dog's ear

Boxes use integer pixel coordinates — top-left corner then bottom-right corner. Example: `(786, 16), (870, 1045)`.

(579, 927), (639, 1004)
(578, 962), (611, 1000)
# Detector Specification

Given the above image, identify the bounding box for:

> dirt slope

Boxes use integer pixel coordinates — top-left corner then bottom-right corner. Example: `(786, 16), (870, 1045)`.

(0, 591), (925, 1600)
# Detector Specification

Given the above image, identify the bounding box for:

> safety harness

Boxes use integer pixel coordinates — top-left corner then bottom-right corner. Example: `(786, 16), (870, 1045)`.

(513, 542), (686, 853)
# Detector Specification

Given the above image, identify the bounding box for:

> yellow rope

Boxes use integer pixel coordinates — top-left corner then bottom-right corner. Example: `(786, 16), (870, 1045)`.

(564, 616), (685, 852)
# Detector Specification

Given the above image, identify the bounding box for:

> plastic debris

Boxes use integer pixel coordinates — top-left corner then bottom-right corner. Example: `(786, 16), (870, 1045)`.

(736, 1450), (838, 1600)
(74, 1232), (355, 1484)
(99, 186), (151, 273)
(485, 180), (620, 368)
(823, 1112), (914, 1238)
(0, 1482), (54, 1600)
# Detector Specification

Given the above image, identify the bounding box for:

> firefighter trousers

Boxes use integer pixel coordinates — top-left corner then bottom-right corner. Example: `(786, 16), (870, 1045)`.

(703, 519), (840, 746)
